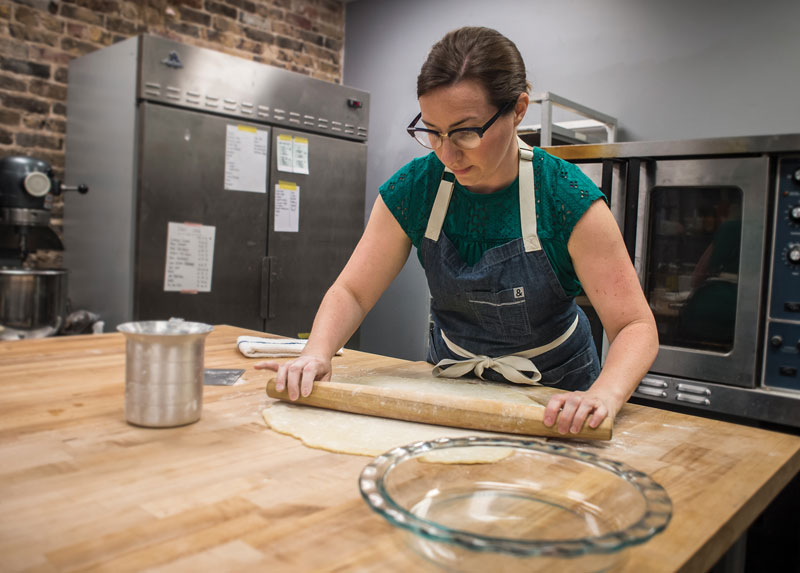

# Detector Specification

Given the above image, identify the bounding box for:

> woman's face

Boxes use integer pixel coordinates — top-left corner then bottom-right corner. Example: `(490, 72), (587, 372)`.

(417, 80), (526, 193)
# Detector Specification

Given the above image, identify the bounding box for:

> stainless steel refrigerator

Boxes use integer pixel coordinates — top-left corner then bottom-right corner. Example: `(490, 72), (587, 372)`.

(65, 35), (368, 341)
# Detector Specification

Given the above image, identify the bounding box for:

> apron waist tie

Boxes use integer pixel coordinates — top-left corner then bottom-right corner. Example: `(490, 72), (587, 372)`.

(432, 313), (580, 385)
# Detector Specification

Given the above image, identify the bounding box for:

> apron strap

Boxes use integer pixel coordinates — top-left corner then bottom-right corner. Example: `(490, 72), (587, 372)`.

(517, 137), (541, 252)
(433, 313), (580, 385)
(423, 138), (539, 247)
(423, 169), (455, 241)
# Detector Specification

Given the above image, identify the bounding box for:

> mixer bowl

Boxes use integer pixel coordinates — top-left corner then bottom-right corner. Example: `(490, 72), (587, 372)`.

(0, 268), (67, 339)
(359, 436), (672, 572)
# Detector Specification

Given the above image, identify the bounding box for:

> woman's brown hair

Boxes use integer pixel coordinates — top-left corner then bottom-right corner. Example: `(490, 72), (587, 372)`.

(417, 27), (530, 110)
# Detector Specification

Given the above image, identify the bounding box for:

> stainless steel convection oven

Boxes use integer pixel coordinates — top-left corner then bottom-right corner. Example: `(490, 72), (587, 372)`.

(536, 134), (800, 428)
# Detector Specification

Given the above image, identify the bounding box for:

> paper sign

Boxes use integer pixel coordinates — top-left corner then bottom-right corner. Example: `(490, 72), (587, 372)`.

(164, 222), (216, 293)
(224, 124), (268, 193)
(276, 133), (311, 174)
(274, 181), (299, 233)
(292, 137), (309, 174)
(277, 134), (294, 173)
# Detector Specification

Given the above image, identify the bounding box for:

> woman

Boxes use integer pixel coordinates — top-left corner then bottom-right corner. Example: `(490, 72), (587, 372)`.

(256, 27), (658, 434)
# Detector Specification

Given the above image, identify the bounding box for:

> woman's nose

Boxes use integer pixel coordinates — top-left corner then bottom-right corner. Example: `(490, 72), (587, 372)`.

(438, 138), (462, 165)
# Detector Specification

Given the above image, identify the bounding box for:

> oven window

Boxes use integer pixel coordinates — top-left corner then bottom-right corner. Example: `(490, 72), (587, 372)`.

(645, 186), (742, 353)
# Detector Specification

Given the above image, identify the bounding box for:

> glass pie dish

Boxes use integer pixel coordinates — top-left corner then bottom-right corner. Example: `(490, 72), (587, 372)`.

(359, 436), (672, 572)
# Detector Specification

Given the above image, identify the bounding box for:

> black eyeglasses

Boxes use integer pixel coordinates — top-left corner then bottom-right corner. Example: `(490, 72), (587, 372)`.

(407, 100), (515, 150)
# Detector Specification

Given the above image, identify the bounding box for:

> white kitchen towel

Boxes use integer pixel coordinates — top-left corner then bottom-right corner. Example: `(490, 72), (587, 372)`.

(236, 336), (343, 358)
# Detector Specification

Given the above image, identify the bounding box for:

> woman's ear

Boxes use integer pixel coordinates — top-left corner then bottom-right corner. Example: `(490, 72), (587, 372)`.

(513, 92), (529, 126)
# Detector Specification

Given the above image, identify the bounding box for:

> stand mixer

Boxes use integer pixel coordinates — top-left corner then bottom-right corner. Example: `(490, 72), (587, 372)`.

(0, 156), (88, 339)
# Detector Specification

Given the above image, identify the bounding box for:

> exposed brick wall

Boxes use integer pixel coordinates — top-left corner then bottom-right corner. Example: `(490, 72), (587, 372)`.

(0, 0), (345, 267)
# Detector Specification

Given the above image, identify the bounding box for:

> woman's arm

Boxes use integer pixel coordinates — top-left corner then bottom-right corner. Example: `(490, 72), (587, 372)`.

(543, 199), (659, 434)
(255, 195), (412, 400)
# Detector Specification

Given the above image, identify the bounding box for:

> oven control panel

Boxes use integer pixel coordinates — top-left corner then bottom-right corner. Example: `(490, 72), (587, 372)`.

(764, 157), (800, 391)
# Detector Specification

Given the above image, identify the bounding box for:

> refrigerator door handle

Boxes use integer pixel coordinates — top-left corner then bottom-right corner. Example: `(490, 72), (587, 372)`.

(261, 256), (277, 319)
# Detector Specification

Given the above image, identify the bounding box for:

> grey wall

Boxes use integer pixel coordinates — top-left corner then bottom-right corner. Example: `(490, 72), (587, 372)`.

(343, 0), (800, 361)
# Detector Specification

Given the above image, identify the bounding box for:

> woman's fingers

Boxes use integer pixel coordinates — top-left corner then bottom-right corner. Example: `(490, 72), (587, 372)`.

(265, 355), (331, 401)
(544, 392), (611, 434)
(286, 360), (307, 400)
(587, 404), (609, 429)
(556, 395), (581, 434)
(570, 400), (597, 434)
(543, 393), (569, 427)
(300, 362), (321, 398)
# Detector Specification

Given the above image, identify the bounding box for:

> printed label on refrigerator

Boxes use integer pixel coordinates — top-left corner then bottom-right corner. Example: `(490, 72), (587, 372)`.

(224, 124), (268, 193)
(164, 222), (216, 293)
(274, 181), (299, 233)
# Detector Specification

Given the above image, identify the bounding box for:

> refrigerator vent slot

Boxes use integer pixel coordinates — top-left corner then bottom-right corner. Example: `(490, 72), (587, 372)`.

(331, 121), (342, 132)
(257, 105), (269, 118)
(317, 119), (329, 129)
(303, 115), (315, 126)
(289, 111), (300, 124)
(166, 87), (181, 101)
(186, 91), (201, 105)
(205, 95), (219, 109)
(144, 82), (160, 96)
(241, 102), (254, 115)
(223, 98), (237, 111)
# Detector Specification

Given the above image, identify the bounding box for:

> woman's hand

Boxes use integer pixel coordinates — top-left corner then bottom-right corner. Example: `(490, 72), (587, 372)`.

(254, 354), (332, 401)
(253, 195), (411, 403)
(542, 390), (621, 435)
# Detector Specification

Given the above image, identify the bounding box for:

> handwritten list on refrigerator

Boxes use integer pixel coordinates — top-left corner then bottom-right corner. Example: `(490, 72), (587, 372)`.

(164, 222), (216, 293)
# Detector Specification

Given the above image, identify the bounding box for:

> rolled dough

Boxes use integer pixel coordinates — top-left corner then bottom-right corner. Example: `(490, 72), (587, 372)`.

(261, 374), (552, 462)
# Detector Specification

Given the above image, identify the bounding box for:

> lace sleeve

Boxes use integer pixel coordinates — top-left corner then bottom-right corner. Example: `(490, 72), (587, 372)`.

(534, 149), (608, 296)
(378, 153), (441, 249)
(547, 153), (607, 243)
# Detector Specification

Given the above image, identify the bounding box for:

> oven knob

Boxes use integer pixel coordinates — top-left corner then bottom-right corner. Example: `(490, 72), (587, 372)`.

(788, 245), (800, 264)
(770, 335), (783, 348)
(790, 205), (800, 224)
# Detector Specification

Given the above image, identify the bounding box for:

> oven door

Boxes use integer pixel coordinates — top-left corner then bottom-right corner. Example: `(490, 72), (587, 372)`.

(635, 157), (769, 387)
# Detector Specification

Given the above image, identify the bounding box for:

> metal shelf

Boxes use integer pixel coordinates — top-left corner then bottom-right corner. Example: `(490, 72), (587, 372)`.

(518, 91), (617, 147)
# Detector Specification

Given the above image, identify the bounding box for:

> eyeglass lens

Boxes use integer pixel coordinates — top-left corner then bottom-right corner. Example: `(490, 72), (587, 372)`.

(413, 130), (481, 150)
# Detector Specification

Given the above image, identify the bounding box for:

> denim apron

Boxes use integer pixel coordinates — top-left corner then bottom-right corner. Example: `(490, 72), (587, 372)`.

(422, 138), (600, 391)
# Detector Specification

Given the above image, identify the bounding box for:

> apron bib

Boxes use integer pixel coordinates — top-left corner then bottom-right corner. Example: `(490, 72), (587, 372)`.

(421, 138), (600, 390)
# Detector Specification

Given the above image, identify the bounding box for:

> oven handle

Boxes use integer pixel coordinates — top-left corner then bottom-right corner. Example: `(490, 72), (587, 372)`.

(622, 158), (642, 263)
(600, 159), (615, 203)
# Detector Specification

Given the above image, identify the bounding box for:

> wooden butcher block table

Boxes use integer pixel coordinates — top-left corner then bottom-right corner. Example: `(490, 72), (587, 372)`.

(1, 325), (798, 572)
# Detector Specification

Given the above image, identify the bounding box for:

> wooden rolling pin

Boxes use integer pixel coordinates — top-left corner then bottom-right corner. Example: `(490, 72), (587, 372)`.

(266, 378), (612, 440)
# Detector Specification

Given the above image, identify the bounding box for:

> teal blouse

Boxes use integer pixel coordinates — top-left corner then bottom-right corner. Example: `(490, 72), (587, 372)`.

(379, 147), (606, 297)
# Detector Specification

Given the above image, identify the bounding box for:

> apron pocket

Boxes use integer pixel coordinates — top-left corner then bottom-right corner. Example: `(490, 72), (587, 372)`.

(467, 288), (531, 337)
(540, 346), (600, 391)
